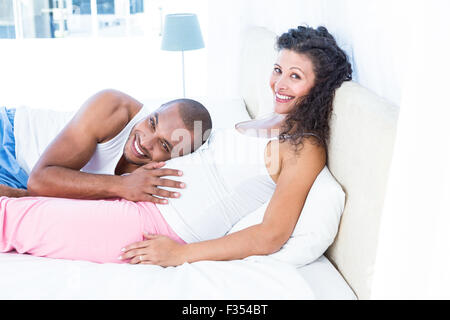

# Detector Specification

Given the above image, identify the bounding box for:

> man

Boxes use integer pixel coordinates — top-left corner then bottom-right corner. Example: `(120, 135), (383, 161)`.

(0, 89), (212, 203)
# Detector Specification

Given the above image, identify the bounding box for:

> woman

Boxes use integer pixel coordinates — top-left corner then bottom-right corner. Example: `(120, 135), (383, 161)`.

(0, 26), (352, 266)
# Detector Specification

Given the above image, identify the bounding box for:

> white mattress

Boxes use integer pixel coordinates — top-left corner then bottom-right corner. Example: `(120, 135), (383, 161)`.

(0, 251), (355, 300)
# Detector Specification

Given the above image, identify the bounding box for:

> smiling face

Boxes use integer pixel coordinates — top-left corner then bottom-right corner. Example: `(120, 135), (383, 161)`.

(269, 49), (316, 114)
(123, 103), (194, 166)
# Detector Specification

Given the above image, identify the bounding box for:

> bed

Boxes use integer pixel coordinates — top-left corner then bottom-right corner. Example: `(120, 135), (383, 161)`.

(0, 96), (356, 300)
(0, 26), (398, 300)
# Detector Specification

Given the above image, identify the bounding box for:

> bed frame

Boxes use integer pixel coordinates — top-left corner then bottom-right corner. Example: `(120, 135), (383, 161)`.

(238, 26), (399, 299)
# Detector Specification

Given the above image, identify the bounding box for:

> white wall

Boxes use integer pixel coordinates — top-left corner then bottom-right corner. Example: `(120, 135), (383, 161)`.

(371, 0), (450, 299)
(205, 1), (248, 100)
(0, 0), (208, 111)
(207, 0), (415, 107)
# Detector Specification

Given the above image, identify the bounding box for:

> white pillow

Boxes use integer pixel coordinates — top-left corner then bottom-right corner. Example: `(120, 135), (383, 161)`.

(141, 97), (251, 130)
(194, 97), (251, 129)
(226, 166), (345, 267)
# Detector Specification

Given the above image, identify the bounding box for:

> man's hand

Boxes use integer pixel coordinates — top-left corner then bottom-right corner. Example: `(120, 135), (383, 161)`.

(0, 185), (28, 198)
(119, 162), (185, 203)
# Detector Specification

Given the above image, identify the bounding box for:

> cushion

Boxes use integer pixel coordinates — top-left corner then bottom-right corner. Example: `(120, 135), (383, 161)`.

(325, 81), (399, 299)
(226, 166), (345, 267)
(194, 97), (251, 129)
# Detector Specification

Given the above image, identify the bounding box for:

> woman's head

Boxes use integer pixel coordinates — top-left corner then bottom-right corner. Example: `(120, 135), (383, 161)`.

(271, 26), (352, 150)
(270, 46), (317, 114)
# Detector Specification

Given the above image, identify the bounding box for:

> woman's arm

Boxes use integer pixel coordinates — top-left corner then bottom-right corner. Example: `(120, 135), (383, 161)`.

(121, 138), (326, 266)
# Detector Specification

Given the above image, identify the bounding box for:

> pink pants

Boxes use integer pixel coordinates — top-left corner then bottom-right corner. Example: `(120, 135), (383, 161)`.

(0, 196), (185, 263)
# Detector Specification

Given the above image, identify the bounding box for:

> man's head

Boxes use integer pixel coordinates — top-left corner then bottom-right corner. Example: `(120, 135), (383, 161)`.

(123, 98), (212, 165)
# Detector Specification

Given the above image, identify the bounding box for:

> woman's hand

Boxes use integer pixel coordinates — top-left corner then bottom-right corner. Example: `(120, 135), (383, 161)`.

(119, 233), (186, 267)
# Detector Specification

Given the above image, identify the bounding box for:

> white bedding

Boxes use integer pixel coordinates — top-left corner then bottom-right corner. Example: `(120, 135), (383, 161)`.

(0, 98), (355, 300)
(0, 252), (354, 299)
(298, 255), (356, 300)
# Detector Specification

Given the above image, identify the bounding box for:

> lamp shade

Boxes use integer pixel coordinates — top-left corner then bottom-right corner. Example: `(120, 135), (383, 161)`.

(161, 13), (205, 51)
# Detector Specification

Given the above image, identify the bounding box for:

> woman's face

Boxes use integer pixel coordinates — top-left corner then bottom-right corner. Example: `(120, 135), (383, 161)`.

(270, 49), (316, 114)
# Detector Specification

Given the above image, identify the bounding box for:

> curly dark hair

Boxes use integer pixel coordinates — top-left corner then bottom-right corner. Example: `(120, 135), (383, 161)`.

(276, 25), (352, 154)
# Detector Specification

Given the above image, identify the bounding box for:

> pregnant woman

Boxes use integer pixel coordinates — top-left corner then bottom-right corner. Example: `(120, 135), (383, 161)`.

(0, 25), (352, 266)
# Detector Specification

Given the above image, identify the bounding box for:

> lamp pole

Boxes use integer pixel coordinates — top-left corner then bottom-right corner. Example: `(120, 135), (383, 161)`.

(181, 50), (186, 98)
(161, 13), (204, 99)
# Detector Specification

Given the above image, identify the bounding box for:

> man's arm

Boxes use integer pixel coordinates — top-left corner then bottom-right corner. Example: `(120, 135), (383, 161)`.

(27, 89), (183, 202)
(27, 89), (131, 199)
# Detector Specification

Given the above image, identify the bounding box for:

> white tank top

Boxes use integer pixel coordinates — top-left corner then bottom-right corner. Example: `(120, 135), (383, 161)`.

(157, 128), (277, 243)
(81, 105), (149, 175)
(14, 105), (149, 175)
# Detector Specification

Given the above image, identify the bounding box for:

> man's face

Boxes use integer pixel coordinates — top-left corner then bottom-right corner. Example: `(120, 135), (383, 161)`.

(123, 103), (194, 165)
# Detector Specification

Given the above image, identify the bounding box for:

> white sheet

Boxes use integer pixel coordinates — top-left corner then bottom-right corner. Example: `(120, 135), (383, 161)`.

(297, 255), (356, 300)
(0, 252), (315, 299)
(0, 252), (354, 299)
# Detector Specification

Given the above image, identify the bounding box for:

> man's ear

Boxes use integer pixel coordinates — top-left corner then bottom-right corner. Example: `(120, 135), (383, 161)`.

(170, 128), (192, 158)
(202, 128), (212, 143)
(193, 120), (209, 150)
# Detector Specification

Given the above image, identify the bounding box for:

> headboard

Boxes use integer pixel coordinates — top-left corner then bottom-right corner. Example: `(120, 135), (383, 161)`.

(238, 26), (399, 299)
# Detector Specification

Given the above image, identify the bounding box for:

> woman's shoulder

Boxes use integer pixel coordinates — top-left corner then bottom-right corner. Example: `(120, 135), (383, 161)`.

(277, 136), (326, 168)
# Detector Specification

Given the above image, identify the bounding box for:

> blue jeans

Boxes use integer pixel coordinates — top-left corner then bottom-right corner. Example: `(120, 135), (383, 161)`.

(0, 107), (29, 189)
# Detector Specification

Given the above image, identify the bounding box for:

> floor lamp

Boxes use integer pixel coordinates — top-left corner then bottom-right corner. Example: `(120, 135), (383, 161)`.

(161, 13), (205, 98)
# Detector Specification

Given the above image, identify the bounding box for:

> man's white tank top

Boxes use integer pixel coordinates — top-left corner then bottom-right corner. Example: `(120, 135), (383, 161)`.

(13, 105), (150, 175)
(156, 128), (277, 243)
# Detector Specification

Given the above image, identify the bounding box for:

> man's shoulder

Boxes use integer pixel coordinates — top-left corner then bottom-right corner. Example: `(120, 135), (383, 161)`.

(81, 89), (143, 142)
(93, 89), (139, 110)
(87, 89), (142, 117)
